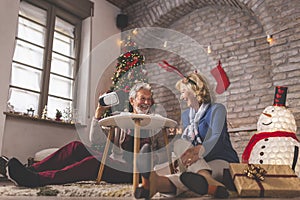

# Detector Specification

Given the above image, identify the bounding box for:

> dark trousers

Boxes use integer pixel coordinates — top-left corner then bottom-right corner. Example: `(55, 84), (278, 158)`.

(31, 141), (133, 185)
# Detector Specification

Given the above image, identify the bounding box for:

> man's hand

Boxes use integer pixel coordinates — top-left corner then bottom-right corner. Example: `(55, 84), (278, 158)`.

(95, 105), (107, 119)
(95, 91), (113, 119)
(180, 145), (203, 167)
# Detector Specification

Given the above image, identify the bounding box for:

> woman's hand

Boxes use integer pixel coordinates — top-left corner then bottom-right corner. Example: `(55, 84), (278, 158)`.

(180, 145), (203, 167)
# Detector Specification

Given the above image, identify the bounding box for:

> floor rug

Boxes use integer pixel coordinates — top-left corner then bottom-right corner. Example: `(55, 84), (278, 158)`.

(0, 180), (219, 198)
(0, 181), (133, 197)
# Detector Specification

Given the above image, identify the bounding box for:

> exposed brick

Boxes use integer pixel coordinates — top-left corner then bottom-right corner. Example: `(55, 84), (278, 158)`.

(118, 0), (300, 156)
(273, 63), (300, 73)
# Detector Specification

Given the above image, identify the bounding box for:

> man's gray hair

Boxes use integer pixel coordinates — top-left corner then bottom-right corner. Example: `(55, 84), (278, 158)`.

(129, 82), (152, 99)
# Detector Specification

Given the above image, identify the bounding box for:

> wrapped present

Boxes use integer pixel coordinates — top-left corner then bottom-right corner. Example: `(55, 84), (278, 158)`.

(229, 163), (300, 197)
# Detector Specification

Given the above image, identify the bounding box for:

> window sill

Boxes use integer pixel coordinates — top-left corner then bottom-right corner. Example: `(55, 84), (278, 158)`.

(4, 112), (86, 128)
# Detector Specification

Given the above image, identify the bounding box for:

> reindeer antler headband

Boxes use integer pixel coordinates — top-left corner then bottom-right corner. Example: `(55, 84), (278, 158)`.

(158, 60), (197, 86)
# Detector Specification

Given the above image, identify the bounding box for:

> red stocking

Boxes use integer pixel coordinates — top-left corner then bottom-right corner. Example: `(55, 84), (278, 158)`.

(210, 60), (230, 94)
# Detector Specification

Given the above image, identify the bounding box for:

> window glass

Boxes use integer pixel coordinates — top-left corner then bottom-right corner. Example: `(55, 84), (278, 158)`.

(19, 1), (47, 25)
(49, 74), (73, 99)
(53, 17), (75, 57)
(13, 39), (44, 69)
(11, 63), (41, 91)
(9, 88), (39, 115)
(53, 32), (75, 58)
(51, 52), (74, 78)
(17, 16), (46, 47)
(47, 96), (72, 118)
(55, 17), (74, 37)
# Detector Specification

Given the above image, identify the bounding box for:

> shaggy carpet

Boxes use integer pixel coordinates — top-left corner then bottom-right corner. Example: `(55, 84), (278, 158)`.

(0, 181), (134, 197)
(0, 180), (208, 198)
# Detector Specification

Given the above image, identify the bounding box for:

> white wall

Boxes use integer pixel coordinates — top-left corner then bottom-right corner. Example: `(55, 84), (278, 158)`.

(0, 0), (19, 157)
(75, 0), (121, 143)
(2, 116), (80, 162)
(89, 0), (121, 111)
(0, 0), (121, 163)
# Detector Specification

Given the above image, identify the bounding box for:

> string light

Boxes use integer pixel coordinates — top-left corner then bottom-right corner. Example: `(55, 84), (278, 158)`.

(132, 28), (138, 35)
(267, 34), (274, 45)
(163, 41), (168, 48)
(126, 25), (291, 52)
(118, 39), (124, 46)
(207, 43), (212, 54)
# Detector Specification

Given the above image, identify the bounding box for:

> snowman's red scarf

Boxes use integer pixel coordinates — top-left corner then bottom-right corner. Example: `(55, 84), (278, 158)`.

(242, 131), (299, 163)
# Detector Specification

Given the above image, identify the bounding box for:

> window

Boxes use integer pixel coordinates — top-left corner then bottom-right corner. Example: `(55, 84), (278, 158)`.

(9, 0), (93, 119)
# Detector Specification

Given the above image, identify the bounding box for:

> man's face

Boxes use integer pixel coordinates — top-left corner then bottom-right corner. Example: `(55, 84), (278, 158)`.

(130, 88), (153, 114)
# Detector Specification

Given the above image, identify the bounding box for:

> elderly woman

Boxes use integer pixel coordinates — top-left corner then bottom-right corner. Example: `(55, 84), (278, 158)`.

(135, 72), (239, 199)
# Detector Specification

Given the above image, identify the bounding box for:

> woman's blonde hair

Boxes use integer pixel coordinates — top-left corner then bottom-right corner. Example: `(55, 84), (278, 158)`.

(175, 72), (211, 104)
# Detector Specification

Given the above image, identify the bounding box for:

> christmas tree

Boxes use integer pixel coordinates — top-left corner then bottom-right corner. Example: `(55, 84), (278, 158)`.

(103, 35), (148, 117)
(112, 35), (147, 92)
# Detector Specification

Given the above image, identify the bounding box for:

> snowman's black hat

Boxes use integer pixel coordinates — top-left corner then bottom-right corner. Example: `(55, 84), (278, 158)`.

(273, 86), (287, 106)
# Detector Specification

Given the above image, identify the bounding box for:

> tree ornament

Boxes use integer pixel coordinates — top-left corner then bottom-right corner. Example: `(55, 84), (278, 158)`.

(7, 102), (15, 113)
(41, 105), (48, 119)
(102, 35), (148, 118)
(63, 107), (73, 123)
(55, 109), (62, 121)
(27, 106), (35, 117)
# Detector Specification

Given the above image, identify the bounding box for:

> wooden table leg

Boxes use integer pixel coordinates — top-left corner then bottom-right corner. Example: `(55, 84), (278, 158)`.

(96, 127), (114, 184)
(162, 128), (175, 174)
(133, 119), (141, 192)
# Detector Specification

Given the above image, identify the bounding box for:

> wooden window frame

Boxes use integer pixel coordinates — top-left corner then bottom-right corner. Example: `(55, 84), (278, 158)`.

(10, 0), (92, 119)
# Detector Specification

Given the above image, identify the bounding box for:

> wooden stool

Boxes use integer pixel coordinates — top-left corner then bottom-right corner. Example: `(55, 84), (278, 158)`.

(95, 114), (177, 192)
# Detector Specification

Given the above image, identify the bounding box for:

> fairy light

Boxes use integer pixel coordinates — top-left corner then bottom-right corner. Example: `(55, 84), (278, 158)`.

(123, 26), (288, 53)
(267, 34), (274, 45)
(118, 39), (124, 46)
(207, 43), (212, 54)
(163, 41), (168, 48)
(132, 28), (138, 35)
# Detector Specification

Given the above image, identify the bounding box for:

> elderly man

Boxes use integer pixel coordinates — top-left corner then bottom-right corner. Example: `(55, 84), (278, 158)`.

(5, 82), (160, 188)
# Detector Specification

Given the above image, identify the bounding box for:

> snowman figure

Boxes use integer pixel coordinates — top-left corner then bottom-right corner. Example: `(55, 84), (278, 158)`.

(242, 86), (300, 177)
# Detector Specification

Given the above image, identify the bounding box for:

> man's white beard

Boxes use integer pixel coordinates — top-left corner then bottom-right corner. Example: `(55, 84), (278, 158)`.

(135, 106), (150, 114)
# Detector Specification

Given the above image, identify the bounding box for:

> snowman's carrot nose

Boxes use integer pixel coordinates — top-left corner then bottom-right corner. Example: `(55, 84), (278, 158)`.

(263, 113), (272, 117)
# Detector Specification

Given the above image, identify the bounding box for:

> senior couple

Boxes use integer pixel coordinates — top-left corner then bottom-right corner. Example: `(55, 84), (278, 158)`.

(2, 72), (239, 199)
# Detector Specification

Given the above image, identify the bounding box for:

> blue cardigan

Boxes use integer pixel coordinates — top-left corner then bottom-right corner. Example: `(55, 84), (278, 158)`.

(182, 103), (239, 163)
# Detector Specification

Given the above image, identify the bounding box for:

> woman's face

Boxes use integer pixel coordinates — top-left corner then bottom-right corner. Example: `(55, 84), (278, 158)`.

(180, 85), (199, 108)
(130, 88), (153, 114)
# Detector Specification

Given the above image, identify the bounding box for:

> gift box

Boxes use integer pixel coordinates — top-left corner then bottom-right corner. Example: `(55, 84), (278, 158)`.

(229, 163), (300, 197)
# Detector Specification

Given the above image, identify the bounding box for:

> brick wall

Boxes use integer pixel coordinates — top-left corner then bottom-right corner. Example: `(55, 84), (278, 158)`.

(119, 0), (300, 159)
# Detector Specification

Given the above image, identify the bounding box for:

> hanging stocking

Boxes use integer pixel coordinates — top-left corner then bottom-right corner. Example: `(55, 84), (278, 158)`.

(210, 60), (230, 94)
